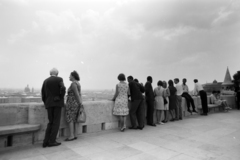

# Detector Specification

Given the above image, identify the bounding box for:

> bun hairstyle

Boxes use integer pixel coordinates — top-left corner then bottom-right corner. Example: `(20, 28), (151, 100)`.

(71, 70), (80, 81)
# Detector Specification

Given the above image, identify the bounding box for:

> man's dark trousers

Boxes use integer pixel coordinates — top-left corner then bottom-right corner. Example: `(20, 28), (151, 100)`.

(129, 100), (144, 128)
(182, 92), (196, 111)
(43, 107), (62, 144)
(199, 90), (208, 114)
(146, 100), (154, 125)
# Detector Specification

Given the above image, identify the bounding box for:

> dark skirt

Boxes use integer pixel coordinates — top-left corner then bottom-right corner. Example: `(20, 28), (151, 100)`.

(169, 95), (177, 110)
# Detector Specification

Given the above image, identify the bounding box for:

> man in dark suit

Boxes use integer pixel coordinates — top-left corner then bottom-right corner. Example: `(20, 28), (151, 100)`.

(145, 76), (156, 126)
(127, 76), (145, 130)
(41, 68), (66, 148)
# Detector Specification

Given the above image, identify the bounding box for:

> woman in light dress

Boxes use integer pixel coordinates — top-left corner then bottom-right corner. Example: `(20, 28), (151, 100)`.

(65, 71), (82, 141)
(154, 81), (165, 125)
(162, 81), (170, 123)
(112, 73), (129, 132)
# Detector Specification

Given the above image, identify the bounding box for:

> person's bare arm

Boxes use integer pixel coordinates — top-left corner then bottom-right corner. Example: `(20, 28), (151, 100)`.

(72, 83), (82, 105)
(112, 85), (119, 101)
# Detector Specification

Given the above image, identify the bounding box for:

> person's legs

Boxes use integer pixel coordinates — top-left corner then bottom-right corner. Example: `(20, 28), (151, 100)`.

(136, 100), (145, 128)
(146, 100), (154, 125)
(43, 107), (54, 145)
(169, 110), (175, 121)
(178, 96), (183, 119)
(164, 110), (169, 122)
(182, 93), (191, 111)
(200, 91), (208, 115)
(49, 107), (62, 143)
(74, 123), (79, 137)
(129, 100), (139, 128)
(119, 116), (123, 128)
(156, 110), (160, 123)
(68, 121), (75, 139)
(159, 110), (164, 124)
(175, 101), (179, 120)
(123, 116), (127, 128)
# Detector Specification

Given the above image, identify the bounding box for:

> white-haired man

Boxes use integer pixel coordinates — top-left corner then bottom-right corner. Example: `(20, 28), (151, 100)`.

(41, 68), (66, 148)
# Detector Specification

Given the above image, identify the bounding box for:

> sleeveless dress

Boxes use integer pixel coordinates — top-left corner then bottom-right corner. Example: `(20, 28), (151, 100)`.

(66, 82), (81, 123)
(168, 86), (177, 110)
(113, 82), (129, 116)
(154, 86), (165, 110)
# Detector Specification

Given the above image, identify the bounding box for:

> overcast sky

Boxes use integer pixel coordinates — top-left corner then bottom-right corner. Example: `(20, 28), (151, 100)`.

(0, 0), (240, 90)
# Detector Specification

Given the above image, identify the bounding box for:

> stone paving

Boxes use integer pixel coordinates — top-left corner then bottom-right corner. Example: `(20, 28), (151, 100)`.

(1, 110), (240, 160)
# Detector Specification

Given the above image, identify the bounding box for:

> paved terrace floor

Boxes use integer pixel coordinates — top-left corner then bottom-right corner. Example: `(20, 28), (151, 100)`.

(1, 110), (240, 160)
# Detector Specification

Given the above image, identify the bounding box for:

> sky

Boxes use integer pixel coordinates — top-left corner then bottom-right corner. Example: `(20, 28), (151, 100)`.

(0, 0), (240, 90)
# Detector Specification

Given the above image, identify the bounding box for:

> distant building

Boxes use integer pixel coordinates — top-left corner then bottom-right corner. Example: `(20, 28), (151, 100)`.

(203, 67), (234, 93)
(32, 87), (34, 93)
(221, 67), (234, 90)
(24, 85), (31, 93)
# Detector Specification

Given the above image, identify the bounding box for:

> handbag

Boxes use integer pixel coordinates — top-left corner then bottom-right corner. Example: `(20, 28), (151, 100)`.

(164, 97), (168, 105)
(77, 105), (86, 123)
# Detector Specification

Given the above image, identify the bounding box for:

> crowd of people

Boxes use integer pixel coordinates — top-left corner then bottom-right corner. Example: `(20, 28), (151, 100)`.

(40, 68), (232, 148)
(111, 73), (213, 132)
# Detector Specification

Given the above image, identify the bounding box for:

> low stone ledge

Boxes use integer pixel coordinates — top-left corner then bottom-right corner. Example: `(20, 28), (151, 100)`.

(0, 124), (40, 136)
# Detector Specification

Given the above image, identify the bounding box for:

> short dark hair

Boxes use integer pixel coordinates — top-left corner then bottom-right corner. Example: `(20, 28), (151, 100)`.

(127, 76), (133, 80)
(118, 73), (126, 81)
(168, 80), (174, 87)
(216, 91), (221, 94)
(194, 79), (198, 83)
(212, 90), (216, 94)
(71, 70), (80, 81)
(183, 78), (186, 81)
(157, 80), (163, 86)
(174, 78), (179, 82)
(134, 79), (139, 83)
(147, 76), (152, 81)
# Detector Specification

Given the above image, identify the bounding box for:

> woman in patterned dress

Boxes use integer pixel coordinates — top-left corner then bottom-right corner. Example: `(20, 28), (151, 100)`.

(162, 81), (170, 123)
(65, 71), (83, 141)
(112, 73), (129, 132)
(154, 81), (165, 125)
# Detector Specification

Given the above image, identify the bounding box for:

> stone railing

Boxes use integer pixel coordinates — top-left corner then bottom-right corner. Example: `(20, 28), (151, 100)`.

(0, 95), (236, 148)
(0, 97), (42, 103)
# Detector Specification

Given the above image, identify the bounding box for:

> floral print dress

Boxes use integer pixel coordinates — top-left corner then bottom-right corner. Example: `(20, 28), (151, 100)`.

(66, 81), (81, 123)
(113, 82), (129, 116)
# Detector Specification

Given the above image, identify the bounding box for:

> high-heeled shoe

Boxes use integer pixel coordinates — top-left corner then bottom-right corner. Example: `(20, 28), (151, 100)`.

(121, 126), (126, 132)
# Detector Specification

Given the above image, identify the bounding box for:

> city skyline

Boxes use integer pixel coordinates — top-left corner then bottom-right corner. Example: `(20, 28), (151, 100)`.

(0, 0), (240, 90)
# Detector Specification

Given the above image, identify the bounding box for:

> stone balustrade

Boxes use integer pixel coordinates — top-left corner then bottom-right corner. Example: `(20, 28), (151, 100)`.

(0, 95), (236, 149)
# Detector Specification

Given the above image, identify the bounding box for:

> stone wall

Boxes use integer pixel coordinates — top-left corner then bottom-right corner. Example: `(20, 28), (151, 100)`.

(0, 95), (237, 148)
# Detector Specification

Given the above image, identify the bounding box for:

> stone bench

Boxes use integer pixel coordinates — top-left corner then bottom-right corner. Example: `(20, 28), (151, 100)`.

(0, 124), (40, 148)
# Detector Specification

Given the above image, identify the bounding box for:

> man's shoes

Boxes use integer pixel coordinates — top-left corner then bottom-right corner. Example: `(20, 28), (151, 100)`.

(192, 110), (198, 113)
(42, 142), (48, 148)
(128, 126), (138, 129)
(187, 109), (192, 114)
(170, 119), (175, 122)
(200, 113), (208, 116)
(48, 142), (61, 147)
(137, 126), (144, 130)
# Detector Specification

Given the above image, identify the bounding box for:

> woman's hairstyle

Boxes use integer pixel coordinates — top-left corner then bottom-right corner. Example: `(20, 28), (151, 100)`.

(163, 81), (167, 86)
(118, 73), (126, 81)
(127, 76), (133, 80)
(134, 79), (139, 83)
(157, 80), (163, 86)
(168, 80), (174, 87)
(71, 70), (80, 81)
(194, 79), (198, 83)
(147, 76), (152, 81)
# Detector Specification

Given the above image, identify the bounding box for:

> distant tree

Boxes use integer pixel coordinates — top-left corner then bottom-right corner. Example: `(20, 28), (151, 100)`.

(233, 71), (240, 92)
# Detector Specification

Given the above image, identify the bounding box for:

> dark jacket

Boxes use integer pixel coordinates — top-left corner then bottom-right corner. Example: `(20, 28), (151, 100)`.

(145, 81), (154, 101)
(129, 81), (144, 101)
(41, 76), (66, 108)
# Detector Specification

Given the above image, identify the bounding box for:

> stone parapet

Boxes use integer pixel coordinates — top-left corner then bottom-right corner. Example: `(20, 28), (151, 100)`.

(0, 95), (236, 149)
